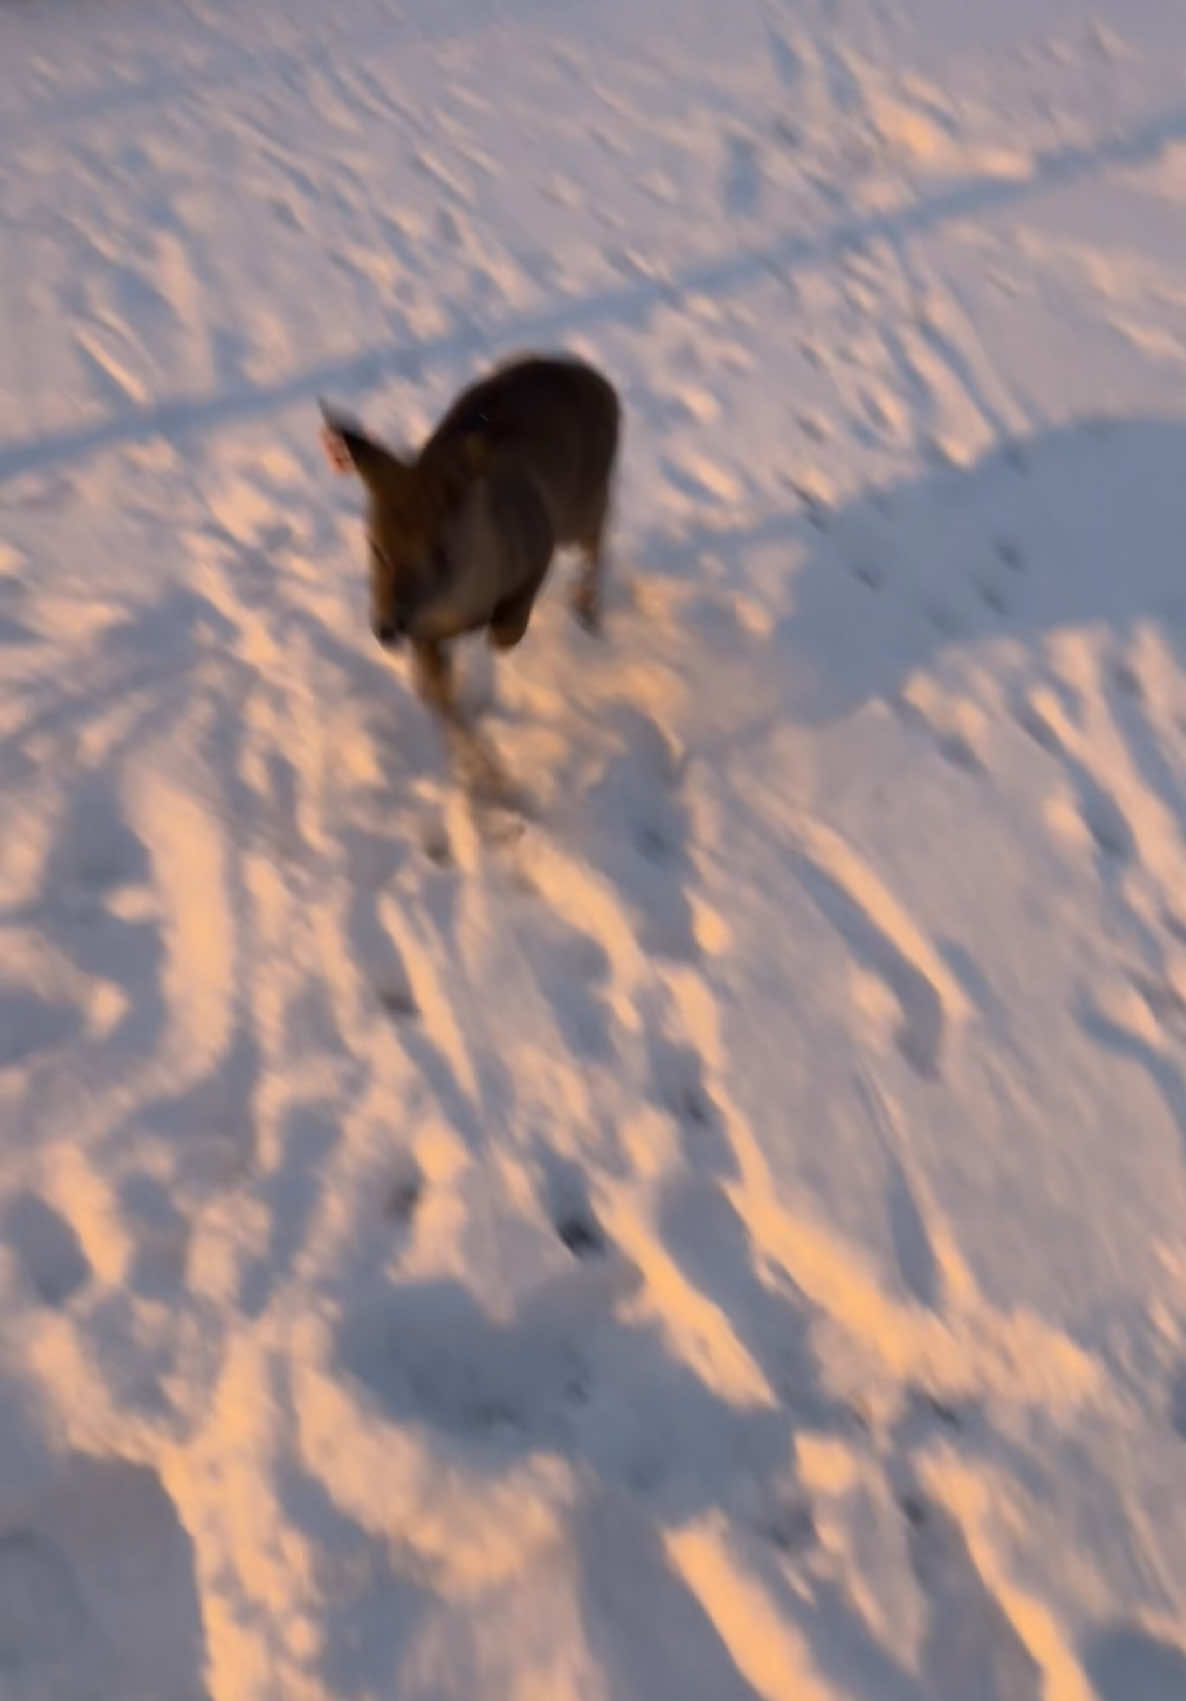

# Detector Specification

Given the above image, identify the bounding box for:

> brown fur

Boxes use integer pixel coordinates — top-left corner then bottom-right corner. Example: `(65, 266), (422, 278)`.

(321, 353), (620, 753)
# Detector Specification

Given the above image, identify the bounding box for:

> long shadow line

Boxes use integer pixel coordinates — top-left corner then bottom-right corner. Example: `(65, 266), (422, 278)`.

(0, 0), (553, 145)
(3, 99), (1185, 484)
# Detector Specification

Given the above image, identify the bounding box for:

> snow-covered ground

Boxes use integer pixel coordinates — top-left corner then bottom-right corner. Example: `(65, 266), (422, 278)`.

(4, 0), (1186, 1695)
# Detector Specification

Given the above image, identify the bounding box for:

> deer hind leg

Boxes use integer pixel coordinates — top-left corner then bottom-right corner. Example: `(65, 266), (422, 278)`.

(413, 638), (516, 804)
(571, 492), (610, 634)
(411, 639), (461, 721)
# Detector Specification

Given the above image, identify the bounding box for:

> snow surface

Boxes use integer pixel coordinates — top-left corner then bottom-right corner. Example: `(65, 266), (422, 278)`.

(4, 0), (1186, 1696)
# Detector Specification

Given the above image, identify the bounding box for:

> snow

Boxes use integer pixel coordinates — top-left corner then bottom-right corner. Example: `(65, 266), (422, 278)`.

(3, 0), (1186, 1695)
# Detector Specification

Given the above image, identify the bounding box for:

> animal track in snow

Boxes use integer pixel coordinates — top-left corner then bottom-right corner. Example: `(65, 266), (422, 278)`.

(536, 1151), (607, 1260)
(1016, 689), (1137, 864)
(1078, 781), (1135, 861)
(994, 536), (1026, 574)
(721, 132), (763, 218)
(849, 558), (886, 590)
(555, 1210), (606, 1259)
(884, 1150), (941, 1310)
(975, 575), (1012, 616)
(903, 1491), (1042, 1701)
(385, 1153), (424, 1226)
(896, 680), (988, 775)
(646, 1026), (737, 1178)
(4, 1191), (92, 1307)
(789, 820), (963, 1078)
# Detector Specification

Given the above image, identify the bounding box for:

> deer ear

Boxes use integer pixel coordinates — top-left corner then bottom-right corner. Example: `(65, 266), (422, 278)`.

(318, 400), (407, 487)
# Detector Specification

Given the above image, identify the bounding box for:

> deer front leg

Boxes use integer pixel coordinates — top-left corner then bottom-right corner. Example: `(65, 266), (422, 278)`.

(411, 639), (460, 722)
(412, 639), (514, 806)
(571, 502), (609, 634)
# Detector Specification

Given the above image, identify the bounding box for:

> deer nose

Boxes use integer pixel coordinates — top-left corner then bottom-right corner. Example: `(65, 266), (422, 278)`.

(373, 617), (403, 647)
